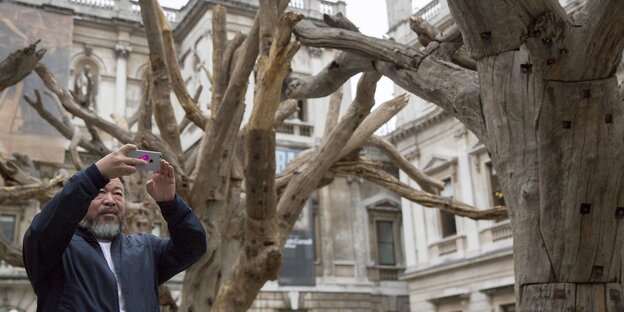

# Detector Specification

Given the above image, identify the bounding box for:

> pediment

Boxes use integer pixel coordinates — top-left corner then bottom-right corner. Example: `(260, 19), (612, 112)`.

(363, 194), (401, 210)
(422, 154), (456, 172)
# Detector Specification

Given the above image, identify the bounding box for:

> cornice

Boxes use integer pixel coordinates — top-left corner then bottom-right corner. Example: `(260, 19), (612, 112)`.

(389, 106), (449, 144)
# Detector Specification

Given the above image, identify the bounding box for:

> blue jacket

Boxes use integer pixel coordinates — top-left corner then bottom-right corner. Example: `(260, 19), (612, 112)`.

(23, 164), (207, 311)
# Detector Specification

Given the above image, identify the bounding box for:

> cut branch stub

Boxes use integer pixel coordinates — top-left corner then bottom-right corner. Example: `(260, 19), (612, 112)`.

(249, 12), (302, 131)
(0, 40), (46, 92)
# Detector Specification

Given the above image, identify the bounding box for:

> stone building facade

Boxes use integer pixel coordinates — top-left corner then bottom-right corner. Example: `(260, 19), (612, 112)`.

(385, 0), (584, 311)
(0, 0), (409, 310)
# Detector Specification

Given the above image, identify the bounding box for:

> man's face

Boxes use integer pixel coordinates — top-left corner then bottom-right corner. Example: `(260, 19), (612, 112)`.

(86, 178), (126, 226)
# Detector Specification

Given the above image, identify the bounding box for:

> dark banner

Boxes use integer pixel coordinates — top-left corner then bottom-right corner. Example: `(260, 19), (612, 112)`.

(275, 147), (316, 286)
(0, 2), (72, 162)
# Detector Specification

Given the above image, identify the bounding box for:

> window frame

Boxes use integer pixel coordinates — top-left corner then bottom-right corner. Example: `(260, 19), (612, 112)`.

(367, 205), (403, 268)
(0, 212), (20, 243)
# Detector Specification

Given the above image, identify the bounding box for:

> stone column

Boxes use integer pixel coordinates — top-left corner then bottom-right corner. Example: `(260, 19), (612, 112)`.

(114, 43), (131, 117)
(320, 186), (335, 277)
(348, 176), (368, 281)
(454, 127), (480, 253)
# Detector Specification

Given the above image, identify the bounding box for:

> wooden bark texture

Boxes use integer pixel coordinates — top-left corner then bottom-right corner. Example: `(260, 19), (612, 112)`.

(448, 1), (624, 310)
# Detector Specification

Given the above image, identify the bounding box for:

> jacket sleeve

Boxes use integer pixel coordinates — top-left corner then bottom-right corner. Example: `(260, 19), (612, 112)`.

(22, 164), (109, 285)
(151, 196), (207, 284)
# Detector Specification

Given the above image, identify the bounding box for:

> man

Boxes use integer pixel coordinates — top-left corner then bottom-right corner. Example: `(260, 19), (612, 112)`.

(23, 144), (207, 311)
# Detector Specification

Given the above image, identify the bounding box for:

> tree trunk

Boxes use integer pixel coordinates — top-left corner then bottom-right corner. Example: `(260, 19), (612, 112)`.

(445, 1), (624, 309)
(478, 47), (624, 311)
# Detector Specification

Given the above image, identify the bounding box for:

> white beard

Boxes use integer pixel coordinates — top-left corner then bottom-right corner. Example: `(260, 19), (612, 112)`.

(79, 215), (122, 241)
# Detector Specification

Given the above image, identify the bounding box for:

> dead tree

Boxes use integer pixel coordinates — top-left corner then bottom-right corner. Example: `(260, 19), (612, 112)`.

(0, 2), (510, 311)
(290, 1), (624, 311)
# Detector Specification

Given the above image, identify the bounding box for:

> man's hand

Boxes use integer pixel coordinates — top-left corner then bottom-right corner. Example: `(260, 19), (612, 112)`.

(146, 159), (175, 202)
(95, 144), (148, 179)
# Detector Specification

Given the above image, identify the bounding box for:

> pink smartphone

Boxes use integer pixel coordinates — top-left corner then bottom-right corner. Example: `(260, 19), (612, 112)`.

(126, 150), (162, 171)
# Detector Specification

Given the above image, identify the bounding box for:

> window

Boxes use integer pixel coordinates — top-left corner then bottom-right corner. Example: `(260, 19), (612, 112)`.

(440, 179), (457, 238)
(376, 221), (396, 265)
(0, 214), (16, 241)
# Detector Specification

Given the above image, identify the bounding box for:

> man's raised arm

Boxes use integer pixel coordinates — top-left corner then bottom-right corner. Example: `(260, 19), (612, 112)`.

(145, 159), (207, 283)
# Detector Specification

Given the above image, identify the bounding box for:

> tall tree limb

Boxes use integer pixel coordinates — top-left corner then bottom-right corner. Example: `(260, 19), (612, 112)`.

(156, 4), (207, 129)
(192, 1), (289, 207)
(210, 5), (228, 115)
(246, 12), (301, 221)
(139, 0), (183, 159)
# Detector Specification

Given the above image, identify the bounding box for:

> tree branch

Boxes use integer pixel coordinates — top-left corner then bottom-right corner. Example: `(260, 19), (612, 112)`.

(332, 160), (507, 220)
(291, 19), (487, 141)
(35, 64), (189, 197)
(69, 125), (85, 170)
(409, 15), (476, 70)
(23, 89), (109, 156)
(191, 5), (268, 206)
(276, 71), (382, 238)
(294, 20), (424, 69)
(246, 12), (301, 221)
(211, 5), (228, 115)
(286, 51), (373, 99)
(322, 87), (343, 141)
(366, 135), (443, 193)
(337, 94), (409, 160)
(34, 64), (135, 143)
(0, 174), (67, 205)
(157, 4), (207, 129)
(0, 40), (45, 92)
(139, 0), (183, 158)
(274, 99), (299, 127)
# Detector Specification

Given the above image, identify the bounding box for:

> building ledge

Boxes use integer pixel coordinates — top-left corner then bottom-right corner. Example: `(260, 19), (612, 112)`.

(400, 246), (513, 280)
